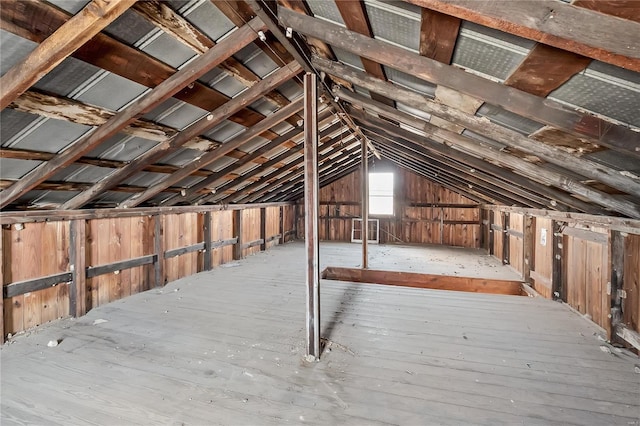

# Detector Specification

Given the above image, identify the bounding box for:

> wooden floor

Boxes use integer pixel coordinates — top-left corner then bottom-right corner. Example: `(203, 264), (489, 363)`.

(2, 242), (639, 425)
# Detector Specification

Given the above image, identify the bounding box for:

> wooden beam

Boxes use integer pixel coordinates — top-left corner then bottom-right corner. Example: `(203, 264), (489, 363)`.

(573, 0), (640, 22)
(303, 73), (321, 360)
(404, 0), (640, 71)
(203, 211), (212, 271)
(609, 229), (625, 339)
(0, 17), (265, 210)
(335, 0), (395, 108)
(502, 212), (510, 265)
(0, 0), (136, 110)
(0, 148), (212, 179)
(340, 91), (639, 217)
(167, 109), (335, 206)
(523, 215), (534, 286)
(233, 209), (243, 260)
(117, 91), (303, 208)
(551, 220), (565, 301)
(69, 219), (87, 317)
(260, 208), (267, 251)
(329, 67), (640, 198)
(279, 9), (640, 157)
(9, 90), (217, 150)
(321, 267), (525, 296)
(153, 215), (164, 287)
(132, 0), (301, 126)
(504, 44), (591, 97)
(361, 136), (369, 269)
(419, 8), (461, 64)
(204, 127), (355, 204)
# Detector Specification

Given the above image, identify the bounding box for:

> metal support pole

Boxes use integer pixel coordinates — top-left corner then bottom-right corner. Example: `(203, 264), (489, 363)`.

(304, 73), (321, 360)
(361, 137), (369, 269)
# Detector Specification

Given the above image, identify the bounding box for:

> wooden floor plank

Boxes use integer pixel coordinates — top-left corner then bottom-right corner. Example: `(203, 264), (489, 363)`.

(1, 242), (638, 425)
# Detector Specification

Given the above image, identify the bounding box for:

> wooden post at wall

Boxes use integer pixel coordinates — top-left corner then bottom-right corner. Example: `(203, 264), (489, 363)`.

(69, 219), (87, 317)
(303, 72), (321, 360)
(0, 229), (4, 344)
(279, 206), (285, 244)
(260, 208), (267, 251)
(361, 137), (369, 269)
(153, 215), (164, 287)
(609, 230), (625, 340)
(522, 215), (534, 285)
(552, 220), (564, 301)
(203, 211), (212, 271)
(233, 209), (243, 260)
(488, 209), (495, 255)
(502, 211), (510, 265)
(479, 208), (486, 250)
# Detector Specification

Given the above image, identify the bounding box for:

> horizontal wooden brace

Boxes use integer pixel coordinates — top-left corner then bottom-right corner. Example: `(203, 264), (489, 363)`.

(506, 229), (524, 239)
(408, 203), (480, 208)
(164, 242), (205, 259)
(615, 324), (640, 351)
(562, 226), (608, 244)
(86, 255), (156, 278)
(0, 202), (294, 225)
(242, 239), (264, 249)
(265, 234), (281, 243)
(284, 230), (297, 237)
(490, 224), (504, 232)
(4, 272), (72, 298)
(211, 237), (238, 250)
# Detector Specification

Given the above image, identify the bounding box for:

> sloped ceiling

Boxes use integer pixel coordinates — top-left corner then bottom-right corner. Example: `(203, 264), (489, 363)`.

(0, 0), (639, 218)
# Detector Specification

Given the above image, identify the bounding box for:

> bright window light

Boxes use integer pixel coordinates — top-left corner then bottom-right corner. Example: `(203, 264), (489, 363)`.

(369, 172), (394, 215)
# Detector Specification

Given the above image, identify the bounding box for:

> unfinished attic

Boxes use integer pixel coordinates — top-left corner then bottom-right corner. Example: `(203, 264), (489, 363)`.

(1, 0), (640, 423)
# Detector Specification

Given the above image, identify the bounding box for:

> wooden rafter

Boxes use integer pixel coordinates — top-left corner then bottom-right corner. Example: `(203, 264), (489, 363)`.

(404, 0), (640, 71)
(0, 17), (265, 209)
(334, 0), (395, 108)
(504, 44), (592, 97)
(277, 9), (640, 157)
(167, 109), (337, 206)
(0, 1), (276, 135)
(0, 0), (137, 110)
(118, 97), (305, 208)
(131, 0), (302, 127)
(199, 120), (351, 205)
(572, 0), (640, 23)
(322, 59), (640, 199)
(59, 62), (302, 210)
(419, 8), (461, 64)
(348, 106), (639, 217)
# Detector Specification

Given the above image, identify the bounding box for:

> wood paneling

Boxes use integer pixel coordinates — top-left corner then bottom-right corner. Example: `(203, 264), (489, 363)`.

(314, 166), (480, 247)
(509, 213), (524, 275)
(2, 205), (296, 339)
(531, 217), (553, 299)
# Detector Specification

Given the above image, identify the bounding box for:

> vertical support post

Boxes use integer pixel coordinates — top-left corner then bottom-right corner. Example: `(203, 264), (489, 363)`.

(0, 228), (4, 344)
(233, 209), (243, 260)
(479, 208), (486, 250)
(609, 230), (625, 340)
(153, 215), (164, 287)
(361, 136), (369, 269)
(502, 211), (510, 265)
(303, 73), (321, 360)
(279, 206), (285, 244)
(260, 207), (267, 251)
(488, 209), (495, 256)
(522, 215), (534, 286)
(69, 219), (87, 317)
(552, 220), (564, 301)
(203, 211), (212, 271)
(439, 207), (444, 245)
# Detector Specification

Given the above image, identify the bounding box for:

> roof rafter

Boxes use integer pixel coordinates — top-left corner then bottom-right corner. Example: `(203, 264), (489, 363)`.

(118, 96), (305, 208)
(279, 7), (640, 157)
(404, 0), (640, 72)
(0, 16), (266, 209)
(60, 61), (302, 210)
(0, 0), (137, 110)
(323, 59), (640, 198)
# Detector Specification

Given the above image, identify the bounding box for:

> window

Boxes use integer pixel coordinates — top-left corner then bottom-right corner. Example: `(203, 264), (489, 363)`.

(369, 172), (394, 215)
